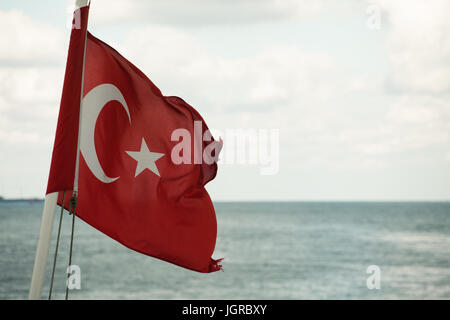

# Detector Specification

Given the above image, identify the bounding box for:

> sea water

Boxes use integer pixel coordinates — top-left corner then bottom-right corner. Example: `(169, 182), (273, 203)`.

(0, 201), (449, 299)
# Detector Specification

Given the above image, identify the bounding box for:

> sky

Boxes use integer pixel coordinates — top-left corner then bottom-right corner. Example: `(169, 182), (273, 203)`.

(0, 0), (449, 201)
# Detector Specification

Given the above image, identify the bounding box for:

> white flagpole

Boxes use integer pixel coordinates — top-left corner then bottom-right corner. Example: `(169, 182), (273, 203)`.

(29, 192), (58, 299)
(73, 0), (90, 196)
(28, 0), (90, 300)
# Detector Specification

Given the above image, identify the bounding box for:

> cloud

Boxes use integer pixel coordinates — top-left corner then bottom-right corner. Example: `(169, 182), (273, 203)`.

(0, 9), (65, 146)
(386, 96), (444, 125)
(0, 67), (63, 105)
(0, 9), (65, 66)
(119, 25), (345, 114)
(355, 0), (450, 165)
(0, 130), (41, 144)
(375, 0), (450, 94)
(90, 0), (357, 26)
(385, 96), (449, 148)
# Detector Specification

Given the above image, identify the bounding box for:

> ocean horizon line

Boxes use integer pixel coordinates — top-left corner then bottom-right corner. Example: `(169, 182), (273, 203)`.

(1, 197), (450, 204)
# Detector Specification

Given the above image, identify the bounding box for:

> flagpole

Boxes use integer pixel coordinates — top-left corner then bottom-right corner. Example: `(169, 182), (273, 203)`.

(73, 0), (90, 197)
(29, 192), (58, 299)
(28, 0), (91, 300)
(65, 0), (90, 299)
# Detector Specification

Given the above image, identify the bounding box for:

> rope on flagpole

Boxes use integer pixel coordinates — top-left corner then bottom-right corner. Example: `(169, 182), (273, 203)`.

(48, 191), (66, 300)
(65, 194), (78, 300)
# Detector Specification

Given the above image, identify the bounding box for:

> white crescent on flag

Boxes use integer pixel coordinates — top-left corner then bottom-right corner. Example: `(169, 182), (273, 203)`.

(80, 83), (131, 183)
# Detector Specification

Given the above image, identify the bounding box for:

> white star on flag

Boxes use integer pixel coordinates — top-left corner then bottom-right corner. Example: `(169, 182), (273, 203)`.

(126, 138), (164, 177)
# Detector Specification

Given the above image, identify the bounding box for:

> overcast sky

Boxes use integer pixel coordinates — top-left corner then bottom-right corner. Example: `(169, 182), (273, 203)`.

(0, 0), (449, 201)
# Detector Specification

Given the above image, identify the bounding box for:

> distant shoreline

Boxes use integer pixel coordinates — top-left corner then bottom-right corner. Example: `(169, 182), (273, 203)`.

(0, 197), (44, 202)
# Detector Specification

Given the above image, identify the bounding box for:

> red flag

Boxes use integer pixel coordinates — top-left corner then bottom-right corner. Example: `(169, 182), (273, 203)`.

(47, 4), (89, 194)
(47, 4), (223, 273)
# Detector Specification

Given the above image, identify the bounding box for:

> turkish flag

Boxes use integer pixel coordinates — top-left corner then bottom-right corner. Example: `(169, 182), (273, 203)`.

(47, 4), (223, 273)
